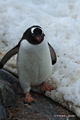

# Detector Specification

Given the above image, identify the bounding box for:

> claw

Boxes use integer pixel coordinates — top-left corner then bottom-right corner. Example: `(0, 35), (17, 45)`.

(25, 92), (34, 103)
(41, 82), (53, 91)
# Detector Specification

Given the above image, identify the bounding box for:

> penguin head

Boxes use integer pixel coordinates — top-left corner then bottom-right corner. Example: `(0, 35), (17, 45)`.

(21, 25), (45, 45)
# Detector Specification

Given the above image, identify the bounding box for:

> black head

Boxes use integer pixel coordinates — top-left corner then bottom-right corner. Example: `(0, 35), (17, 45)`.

(21, 25), (45, 45)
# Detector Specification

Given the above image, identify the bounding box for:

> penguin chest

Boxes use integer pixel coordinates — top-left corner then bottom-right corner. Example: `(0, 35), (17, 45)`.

(17, 40), (52, 86)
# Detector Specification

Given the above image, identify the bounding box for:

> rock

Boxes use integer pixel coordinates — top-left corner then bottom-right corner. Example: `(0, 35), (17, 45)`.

(0, 104), (7, 119)
(0, 70), (16, 107)
(0, 69), (79, 120)
(1, 80), (15, 107)
(0, 69), (19, 84)
(6, 91), (79, 120)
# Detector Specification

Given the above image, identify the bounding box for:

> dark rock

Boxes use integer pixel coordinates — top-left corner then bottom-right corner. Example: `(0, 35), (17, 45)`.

(0, 70), (16, 107)
(1, 80), (15, 107)
(0, 69), (19, 84)
(0, 69), (79, 120)
(0, 104), (7, 119)
(6, 91), (79, 120)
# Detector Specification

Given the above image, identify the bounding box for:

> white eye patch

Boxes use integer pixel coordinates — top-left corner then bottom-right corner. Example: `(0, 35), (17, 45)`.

(31, 27), (37, 34)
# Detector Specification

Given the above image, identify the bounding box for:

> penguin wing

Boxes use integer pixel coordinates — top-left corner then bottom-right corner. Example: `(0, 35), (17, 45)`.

(0, 45), (19, 69)
(48, 43), (57, 65)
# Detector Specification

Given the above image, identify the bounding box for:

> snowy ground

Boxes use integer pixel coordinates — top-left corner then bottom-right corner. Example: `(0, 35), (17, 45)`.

(0, 0), (80, 118)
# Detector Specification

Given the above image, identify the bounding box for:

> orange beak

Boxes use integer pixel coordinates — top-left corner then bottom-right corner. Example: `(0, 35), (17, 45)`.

(36, 37), (39, 42)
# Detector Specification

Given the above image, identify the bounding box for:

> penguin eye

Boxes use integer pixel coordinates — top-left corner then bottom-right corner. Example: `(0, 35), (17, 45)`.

(34, 28), (42, 35)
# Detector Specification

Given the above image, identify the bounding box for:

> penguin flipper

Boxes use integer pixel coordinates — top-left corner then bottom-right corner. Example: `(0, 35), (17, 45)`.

(48, 43), (57, 65)
(0, 45), (19, 69)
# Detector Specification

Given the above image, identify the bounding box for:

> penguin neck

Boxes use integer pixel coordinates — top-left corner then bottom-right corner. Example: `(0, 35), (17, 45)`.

(21, 38), (44, 46)
(19, 39), (49, 59)
(20, 38), (47, 51)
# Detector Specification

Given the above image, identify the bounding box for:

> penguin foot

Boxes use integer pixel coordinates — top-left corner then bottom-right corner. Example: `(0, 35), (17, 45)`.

(41, 82), (53, 91)
(25, 92), (34, 103)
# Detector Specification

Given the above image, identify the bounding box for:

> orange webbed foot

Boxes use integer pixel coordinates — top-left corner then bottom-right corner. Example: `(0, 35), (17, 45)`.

(41, 82), (53, 91)
(25, 92), (34, 103)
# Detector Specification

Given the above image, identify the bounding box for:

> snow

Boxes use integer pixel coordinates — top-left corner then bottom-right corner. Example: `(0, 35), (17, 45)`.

(0, 0), (80, 118)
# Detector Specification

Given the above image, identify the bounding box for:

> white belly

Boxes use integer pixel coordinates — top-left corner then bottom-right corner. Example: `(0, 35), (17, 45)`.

(17, 39), (52, 93)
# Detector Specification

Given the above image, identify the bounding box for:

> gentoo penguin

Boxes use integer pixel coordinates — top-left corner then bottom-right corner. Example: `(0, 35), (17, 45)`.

(0, 25), (57, 103)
